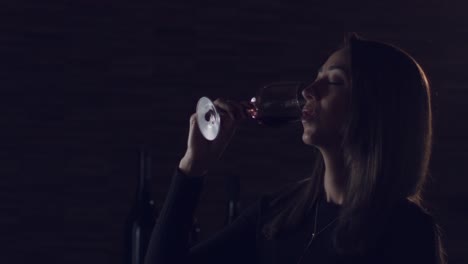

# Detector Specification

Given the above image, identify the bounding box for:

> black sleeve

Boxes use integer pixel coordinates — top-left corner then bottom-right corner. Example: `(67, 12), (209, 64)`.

(382, 203), (438, 264)
(144, 168), (259, 264)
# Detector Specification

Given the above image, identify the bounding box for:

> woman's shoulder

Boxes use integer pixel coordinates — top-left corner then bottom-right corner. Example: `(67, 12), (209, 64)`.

(385, 198), (436, 242)
(391, 199), (434, 226)
(376, 200), (441, 263)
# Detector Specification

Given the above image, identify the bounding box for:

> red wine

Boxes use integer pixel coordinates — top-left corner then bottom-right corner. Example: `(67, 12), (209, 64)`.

(125, 148), (157, 264)
(255, 115), (300, 127)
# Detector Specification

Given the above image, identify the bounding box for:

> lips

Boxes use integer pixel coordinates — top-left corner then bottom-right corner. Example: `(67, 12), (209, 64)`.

(302, 106), (316, 121)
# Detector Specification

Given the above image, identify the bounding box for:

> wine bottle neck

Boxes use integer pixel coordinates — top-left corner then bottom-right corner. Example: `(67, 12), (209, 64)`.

(137, 148), (153, 201)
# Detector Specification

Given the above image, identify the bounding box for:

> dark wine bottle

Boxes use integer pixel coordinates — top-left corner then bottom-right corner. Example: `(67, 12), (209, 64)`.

(224, 173), (240, 226)
(189, 217), (201, 247)
(125, 148), (157, 264)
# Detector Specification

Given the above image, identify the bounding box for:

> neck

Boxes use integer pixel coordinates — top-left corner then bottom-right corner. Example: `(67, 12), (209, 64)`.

(319, 146), (347, 205)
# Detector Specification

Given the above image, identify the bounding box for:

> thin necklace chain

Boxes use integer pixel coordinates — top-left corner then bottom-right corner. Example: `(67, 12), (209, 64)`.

(296, 197), (340, 264)
(312, 199), (339, 238)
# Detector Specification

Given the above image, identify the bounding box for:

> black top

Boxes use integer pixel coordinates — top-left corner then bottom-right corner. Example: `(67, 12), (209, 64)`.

(144, 169), (437, 264)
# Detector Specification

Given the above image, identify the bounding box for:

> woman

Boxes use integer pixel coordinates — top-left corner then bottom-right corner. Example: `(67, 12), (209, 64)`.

(144, 34), (446, 264)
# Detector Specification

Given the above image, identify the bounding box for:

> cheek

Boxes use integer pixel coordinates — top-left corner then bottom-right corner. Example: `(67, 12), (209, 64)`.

(320, 95), (349, 131)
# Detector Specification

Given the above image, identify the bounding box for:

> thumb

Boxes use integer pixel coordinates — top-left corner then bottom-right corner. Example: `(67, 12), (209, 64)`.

(188, 113), (210, 146)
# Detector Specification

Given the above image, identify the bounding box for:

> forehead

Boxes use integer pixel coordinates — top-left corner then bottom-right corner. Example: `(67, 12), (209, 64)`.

(323, 48), (350, 68)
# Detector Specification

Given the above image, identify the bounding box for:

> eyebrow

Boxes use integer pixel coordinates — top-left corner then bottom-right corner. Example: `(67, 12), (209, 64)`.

(318, 65), (349, 75)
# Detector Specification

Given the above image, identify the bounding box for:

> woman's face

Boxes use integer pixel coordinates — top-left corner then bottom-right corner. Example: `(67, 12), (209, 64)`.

(301, 48), (351, 148)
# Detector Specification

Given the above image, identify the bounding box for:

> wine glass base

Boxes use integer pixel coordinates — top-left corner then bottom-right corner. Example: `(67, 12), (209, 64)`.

(196, 97), (220, 141)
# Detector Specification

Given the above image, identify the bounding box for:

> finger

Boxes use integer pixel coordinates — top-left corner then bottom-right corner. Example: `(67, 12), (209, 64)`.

(215, 98), (247, 122)
(214, 98), (236, 121)
(190, 113), (197, 127)
(187, 113), (197, 142)
(188, 113), (205, 142)
(227, 100), (248, 120)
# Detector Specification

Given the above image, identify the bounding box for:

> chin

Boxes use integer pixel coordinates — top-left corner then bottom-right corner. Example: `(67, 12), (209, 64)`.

(302, 130), (318, 146)
(303, 126), (344, 150)
(302, 124), (328, 147)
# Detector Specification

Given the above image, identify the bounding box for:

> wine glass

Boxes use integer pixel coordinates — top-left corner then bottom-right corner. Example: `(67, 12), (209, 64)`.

(196, 82), (306, 141)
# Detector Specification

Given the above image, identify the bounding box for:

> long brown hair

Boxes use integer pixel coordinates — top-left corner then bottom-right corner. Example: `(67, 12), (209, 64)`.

(261, 34), (445, 262)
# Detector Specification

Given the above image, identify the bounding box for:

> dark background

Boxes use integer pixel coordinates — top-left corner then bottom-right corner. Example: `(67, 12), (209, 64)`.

(1, 1), (467, 263)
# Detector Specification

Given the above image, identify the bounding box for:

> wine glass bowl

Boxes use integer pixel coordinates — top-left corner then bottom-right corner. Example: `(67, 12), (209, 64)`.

(251, 82), (305, 126)
(196, 82), (305, 141)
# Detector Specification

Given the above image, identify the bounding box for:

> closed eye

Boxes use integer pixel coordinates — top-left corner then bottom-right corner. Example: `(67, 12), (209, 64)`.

(328, 81), (344, 85)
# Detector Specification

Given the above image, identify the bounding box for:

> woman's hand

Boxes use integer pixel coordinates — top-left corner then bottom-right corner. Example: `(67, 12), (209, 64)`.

(178, 98), (247, 177)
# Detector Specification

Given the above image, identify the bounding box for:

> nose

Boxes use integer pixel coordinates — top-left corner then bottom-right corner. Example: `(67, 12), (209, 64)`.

(301, 80), (320, 101)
